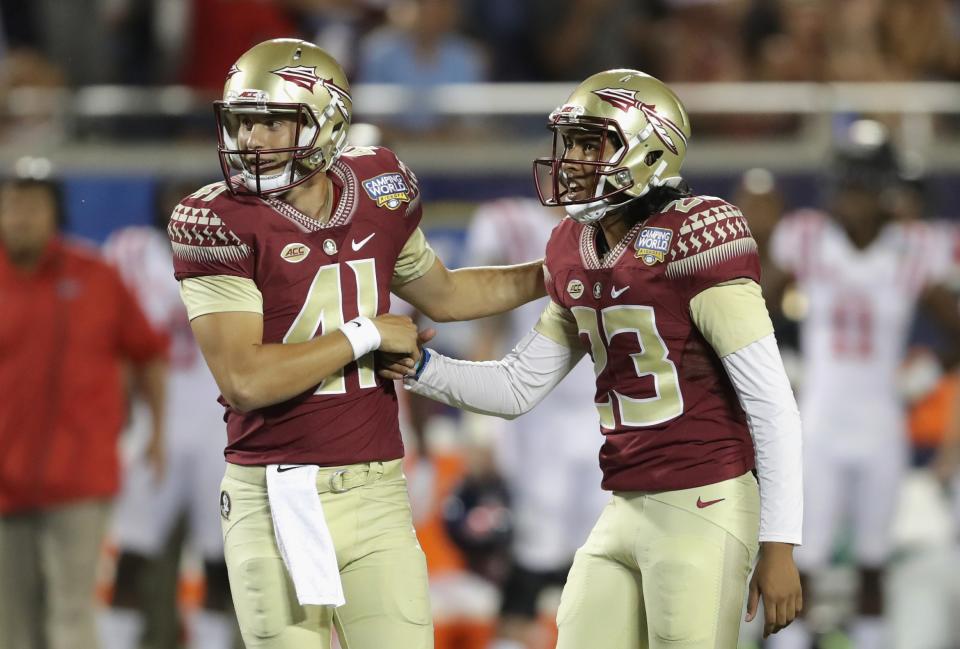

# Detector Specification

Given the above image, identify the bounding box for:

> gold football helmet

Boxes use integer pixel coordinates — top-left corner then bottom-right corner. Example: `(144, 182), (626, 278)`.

(215, 38), (352, 195)
(533, 69), (691, 223)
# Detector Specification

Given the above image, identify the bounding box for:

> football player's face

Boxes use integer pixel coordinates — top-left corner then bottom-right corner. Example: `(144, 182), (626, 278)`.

(236, 114), (299, 173)
(0, 185), (58, 259)
(835, 184), (884, 230)
(559, 129), (618, 202)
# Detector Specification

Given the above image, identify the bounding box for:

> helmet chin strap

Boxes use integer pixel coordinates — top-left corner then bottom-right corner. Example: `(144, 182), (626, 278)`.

(565, 171), (643, 225)
(565, 199), (611, 224)
(241, 159), (298, 193)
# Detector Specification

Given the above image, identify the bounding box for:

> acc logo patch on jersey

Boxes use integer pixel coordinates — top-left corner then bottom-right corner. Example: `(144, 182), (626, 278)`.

(280, 242), (310, 263)
(635, 227), (673, 265)
(567, 279), (585, 300)
(362, 173), (411, 210)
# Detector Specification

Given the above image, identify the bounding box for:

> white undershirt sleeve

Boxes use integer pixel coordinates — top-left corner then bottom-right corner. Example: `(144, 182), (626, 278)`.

(403, 330), (584, 419)
(721, 334), (803, 545)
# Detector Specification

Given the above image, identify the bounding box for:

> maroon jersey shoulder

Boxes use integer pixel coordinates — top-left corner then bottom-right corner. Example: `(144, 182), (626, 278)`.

(337, 145), (422, 222)
(168, 182), (260, 281)
(651, 194), (760, 295)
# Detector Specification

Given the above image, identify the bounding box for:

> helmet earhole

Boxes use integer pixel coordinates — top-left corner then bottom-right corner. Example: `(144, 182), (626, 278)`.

(645, 151), (663, 166)
(615, 170), (631, 184)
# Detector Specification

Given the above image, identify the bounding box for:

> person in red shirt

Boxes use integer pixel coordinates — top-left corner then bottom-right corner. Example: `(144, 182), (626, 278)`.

(0, 177), (168, 649)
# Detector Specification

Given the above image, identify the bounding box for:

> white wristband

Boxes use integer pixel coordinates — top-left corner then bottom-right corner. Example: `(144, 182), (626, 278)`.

(339, 317), (381, 360)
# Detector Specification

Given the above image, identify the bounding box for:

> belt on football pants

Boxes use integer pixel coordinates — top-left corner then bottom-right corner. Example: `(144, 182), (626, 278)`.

(225, 458), (403, 494)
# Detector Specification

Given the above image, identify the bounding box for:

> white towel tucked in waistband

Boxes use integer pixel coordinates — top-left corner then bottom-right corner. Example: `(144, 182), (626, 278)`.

(265, 464), (345, 607)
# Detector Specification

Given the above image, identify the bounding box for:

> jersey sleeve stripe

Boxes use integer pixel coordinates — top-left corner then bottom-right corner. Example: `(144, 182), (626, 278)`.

(171, 241), (252, 263)
(665, 237), (757, 279)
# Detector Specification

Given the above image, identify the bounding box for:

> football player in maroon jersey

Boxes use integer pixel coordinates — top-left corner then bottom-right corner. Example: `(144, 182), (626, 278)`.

(395, 70), (804, 648)
(167, 39), (546, 649)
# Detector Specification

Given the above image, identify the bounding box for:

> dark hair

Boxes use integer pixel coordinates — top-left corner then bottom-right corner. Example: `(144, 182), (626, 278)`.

(622, 181), (693, 226)
(1, 177), (66, 229)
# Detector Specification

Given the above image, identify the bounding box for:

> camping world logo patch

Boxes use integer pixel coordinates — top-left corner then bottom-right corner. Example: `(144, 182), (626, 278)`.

(362, 173), (411, 210)
(635, 227), (673, 265)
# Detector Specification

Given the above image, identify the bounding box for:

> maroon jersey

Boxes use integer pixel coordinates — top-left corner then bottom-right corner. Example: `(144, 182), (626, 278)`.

(544, 195), (759, 491)
(169, 146), (426, 466)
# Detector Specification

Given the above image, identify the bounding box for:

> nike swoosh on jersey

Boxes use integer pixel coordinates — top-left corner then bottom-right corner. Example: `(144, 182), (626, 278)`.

(611, 285), (630, 298)
(351, 233), (376, 251)
(696, 496), (725, 509)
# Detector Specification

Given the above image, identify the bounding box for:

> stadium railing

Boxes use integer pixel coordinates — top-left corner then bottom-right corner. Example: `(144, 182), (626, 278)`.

(2, 82), (959, 175)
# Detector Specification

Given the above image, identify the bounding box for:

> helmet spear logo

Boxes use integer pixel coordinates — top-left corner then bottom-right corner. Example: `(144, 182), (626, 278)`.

(271, 65), (323, 92)
(592, 88), (687, 155)
(270, 67), (352, 120)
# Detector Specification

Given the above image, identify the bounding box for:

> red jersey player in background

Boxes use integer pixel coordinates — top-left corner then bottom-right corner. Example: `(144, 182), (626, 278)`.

(168, 39), (546, 649)
(392, 69), (804, 648)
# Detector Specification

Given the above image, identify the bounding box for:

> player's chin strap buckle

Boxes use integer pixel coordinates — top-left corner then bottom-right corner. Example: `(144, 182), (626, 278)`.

(328, 469), (350, 493)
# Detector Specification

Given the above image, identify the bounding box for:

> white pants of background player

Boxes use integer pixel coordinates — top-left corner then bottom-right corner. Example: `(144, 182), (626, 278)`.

(768, 425), (906, 649)
(101, 402), (230, 649)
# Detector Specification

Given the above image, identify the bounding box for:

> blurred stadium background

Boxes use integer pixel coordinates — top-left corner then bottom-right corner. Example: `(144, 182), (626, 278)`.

(2, 0), (960, 648)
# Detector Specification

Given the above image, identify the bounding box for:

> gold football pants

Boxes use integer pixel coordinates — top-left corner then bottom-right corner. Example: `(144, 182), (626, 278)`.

(556, 471), (761, 649)
(220, 459), (432, 649)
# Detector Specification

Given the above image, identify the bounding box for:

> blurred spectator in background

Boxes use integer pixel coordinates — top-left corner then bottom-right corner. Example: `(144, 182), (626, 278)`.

(181, 0), (299, 92)
(463, 198), (607, 649)
(0, 176), (167, 649)
(878, 0), (960, 80)
(98, 183), (233, 649)
(528, 0), (664, 81)
(2, 0), (960, 91)
(356, 0), (487, 137)
(767, 120), (960, 649)
(287, 0), (389, 77)
(0, 1), (65, 146)
(825, 0), (889, 82)
(461, 0), (537, 81)
(14, 0), (123, 85)
(748, 0), (829, 81)
(659, 0), (746, 82)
